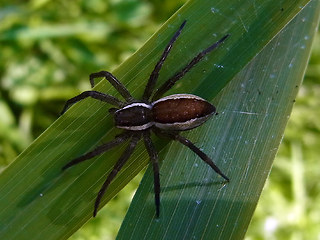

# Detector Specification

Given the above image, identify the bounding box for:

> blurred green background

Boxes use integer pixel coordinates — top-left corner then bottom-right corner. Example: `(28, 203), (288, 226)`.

(0, 0), (319, 239)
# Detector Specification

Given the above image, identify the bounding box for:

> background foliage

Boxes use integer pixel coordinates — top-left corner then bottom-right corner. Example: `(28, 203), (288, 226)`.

(0, 0), (319, 239)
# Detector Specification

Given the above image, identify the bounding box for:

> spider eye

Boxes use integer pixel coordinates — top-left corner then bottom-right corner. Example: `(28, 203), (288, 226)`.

(109, 108), (118, 115)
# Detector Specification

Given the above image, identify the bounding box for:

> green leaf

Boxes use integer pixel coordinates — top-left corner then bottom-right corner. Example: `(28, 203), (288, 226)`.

(118, 1), (320, 239)
(0, 0), (316, 239)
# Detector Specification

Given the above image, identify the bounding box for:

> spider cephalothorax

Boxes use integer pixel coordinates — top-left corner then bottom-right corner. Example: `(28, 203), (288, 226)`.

(61, 20), (229, 218)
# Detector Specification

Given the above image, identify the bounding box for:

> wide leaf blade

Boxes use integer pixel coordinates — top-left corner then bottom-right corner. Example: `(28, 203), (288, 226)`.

(117, 1), (320, 239)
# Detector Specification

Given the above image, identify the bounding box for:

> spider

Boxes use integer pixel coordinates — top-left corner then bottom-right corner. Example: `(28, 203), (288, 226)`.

(61, 20), (230, 218)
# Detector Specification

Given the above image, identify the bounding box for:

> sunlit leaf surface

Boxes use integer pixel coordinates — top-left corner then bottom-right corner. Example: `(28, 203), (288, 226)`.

(118, 1), (320, 239)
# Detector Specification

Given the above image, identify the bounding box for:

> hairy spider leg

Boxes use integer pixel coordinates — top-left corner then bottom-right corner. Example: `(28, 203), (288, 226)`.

(152, 34), (230, 101)
(60, 91), (124, 115)
(93, 133), (141, 217)
(142, 20), (187, 102)
(155, 130), (229, 181)
(143, 131), (160, 218)
(90, 71), (134, 102)
(62, 131), (132, 170)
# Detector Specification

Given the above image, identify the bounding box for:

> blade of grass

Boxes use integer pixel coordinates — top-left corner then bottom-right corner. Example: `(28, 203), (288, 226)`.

(0, 0), (314, 239)
(118, 1), (320, 239)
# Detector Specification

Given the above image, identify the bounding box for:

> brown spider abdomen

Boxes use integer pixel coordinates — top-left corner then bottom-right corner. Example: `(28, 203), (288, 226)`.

(152, 94), (216, 131)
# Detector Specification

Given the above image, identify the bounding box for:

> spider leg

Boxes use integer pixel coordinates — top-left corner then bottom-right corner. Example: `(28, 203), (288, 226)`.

(90, 71), (134, 102)
(142, 20), (187, 102)
(61, 91), (124, 115)
(62, 131), (132, 171)
(143, 131), (160, 218)
(152, 34), (230, 101)
(93, 133), (141, 217)
(155, 130), (229, 181)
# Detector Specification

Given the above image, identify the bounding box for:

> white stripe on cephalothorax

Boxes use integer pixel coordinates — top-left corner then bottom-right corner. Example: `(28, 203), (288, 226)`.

(116, 122), (154, 131)
(120, 102), (152, 110)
